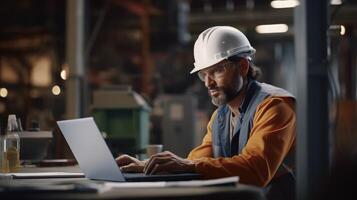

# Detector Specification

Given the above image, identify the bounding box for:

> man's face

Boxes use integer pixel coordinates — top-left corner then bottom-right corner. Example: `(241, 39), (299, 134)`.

(198, 60), (244, 106)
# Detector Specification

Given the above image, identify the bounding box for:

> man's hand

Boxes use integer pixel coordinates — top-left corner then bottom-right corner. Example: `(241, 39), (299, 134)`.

(115, 154), (145, 172)
(143, 151), (196, 175)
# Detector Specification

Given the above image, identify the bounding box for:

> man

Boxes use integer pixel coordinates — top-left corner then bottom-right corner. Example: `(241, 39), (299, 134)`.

(116, 26), (296, 199)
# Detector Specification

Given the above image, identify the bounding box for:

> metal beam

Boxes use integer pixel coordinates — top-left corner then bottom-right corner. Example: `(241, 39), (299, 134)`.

(294, 1), (329, 200)
(66, 0), (85, 118)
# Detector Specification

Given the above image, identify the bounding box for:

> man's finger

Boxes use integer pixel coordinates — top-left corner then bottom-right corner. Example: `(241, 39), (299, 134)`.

(144, 153), (172, 171)
(144, 156), (163, 173)
(143, 151), (177, 172)
(147, 151), (172, 159)
(149, 164), (159, 175)
(115, 154), (133, 166)
(120, 163), (143, 172)
(144, 156), (171, 174)
(153, 151), (173, 157)
(149, 161), (175, 175)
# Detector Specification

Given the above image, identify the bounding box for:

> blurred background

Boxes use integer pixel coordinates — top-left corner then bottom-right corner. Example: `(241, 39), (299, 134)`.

(0, 0), (356, 184)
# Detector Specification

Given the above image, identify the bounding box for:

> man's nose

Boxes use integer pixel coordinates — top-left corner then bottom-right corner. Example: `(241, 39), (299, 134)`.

(204, 76), (215, 88)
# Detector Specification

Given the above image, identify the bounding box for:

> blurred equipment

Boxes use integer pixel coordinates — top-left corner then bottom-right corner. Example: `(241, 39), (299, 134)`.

(162, 95), (197, 157)
(1, 115), (53, 166)
(18, 131), (52, 161)
(191, 26), (256, 73)
(92, 86), (151, 157)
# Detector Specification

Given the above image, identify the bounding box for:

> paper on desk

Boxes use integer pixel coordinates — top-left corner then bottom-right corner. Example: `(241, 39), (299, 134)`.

(9, 172), (85, 179)
(105, 176), (239, 188)
(0, 181), (111, 194)
(165, 176), (239, 187)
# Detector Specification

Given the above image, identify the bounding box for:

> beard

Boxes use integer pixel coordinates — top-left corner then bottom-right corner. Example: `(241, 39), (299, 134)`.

(209, 76), (244, 106)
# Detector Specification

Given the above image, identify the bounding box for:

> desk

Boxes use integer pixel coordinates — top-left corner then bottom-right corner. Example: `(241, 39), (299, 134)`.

(1, 166), (265, 200)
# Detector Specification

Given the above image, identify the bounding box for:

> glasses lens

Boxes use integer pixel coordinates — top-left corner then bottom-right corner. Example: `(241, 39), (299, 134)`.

(197, 71), (205, 81)
(197, 62), (230, 81)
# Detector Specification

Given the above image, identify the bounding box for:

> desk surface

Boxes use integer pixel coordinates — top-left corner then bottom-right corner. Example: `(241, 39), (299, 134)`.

(1, 166), (265, 200)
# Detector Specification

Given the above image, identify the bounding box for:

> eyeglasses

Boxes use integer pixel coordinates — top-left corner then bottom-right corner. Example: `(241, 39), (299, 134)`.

(197, 61), (233, 82)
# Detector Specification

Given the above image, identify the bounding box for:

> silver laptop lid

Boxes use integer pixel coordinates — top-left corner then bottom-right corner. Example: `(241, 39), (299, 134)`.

(57, 117), (125, 182)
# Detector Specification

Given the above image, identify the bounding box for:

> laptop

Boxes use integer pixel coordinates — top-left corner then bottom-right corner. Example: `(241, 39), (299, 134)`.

(57, 117), (201, 182)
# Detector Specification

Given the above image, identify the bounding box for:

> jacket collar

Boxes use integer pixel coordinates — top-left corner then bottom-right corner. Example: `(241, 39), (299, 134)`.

(239, 79), (260, 115)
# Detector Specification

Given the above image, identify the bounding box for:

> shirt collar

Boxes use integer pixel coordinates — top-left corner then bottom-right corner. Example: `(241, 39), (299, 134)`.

(238, 79), (259, 115)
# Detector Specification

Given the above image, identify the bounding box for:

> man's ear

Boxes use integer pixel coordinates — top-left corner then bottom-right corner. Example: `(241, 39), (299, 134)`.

(238, 58), (249, 77)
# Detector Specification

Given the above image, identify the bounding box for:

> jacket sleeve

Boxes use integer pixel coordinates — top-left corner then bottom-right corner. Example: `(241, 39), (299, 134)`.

(189, 97), (296, 187)
(187, 110), (218, 159)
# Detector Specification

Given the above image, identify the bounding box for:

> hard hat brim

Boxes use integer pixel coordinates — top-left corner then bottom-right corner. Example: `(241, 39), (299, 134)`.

(190, 49), (256, 74)
(190, 57), (226, 74)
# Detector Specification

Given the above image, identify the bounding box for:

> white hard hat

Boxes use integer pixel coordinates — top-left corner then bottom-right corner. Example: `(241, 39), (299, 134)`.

(190, 26), (256, 74)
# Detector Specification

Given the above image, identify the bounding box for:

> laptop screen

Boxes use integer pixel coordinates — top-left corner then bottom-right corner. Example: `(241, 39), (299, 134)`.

(57, 117), (125, 182)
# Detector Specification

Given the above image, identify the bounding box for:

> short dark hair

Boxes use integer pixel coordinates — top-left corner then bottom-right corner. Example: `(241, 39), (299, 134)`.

(228, 55), (262, 80)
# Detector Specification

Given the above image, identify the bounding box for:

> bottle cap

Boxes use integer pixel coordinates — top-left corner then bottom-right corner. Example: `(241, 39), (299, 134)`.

(7, 114), (19, 131)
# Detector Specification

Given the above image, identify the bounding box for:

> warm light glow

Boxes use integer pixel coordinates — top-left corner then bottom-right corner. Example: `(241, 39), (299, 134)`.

(0, 88), (8, 98)
(31, 56), (52, 87)
(52, 85), (61, 96)
(1, 59), (19, 84)
(340, 25), (346, 35)
(330, 0), (342, 5)
(255, 24), (289, 34)
(271, 0), (299, 8)
(60, 69), (67, 80)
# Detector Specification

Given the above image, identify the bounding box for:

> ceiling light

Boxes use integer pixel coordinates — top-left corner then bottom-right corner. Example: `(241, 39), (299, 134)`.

(330, 0), (342, 5)
(0, 88), (8, 98)
(52, 85), (61, 96)
(60, 69), (67, 80)
(340, 25), (345, 35)
(271, 0), (299, 9)
(255, 24), (289, 34)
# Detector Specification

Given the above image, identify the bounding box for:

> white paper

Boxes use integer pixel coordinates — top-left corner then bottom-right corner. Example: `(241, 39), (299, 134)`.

(105, 181), (167, 188)
(105, 176), (239, 188)
(165, 176), (239, 187)
(9, 172), (85, 178)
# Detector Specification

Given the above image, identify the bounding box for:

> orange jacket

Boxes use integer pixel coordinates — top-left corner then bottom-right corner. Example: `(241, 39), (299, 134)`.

(187, 96), (296, 187)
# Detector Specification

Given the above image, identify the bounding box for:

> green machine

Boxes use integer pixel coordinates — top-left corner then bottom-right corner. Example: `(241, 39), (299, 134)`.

(91, 86), (151, 157)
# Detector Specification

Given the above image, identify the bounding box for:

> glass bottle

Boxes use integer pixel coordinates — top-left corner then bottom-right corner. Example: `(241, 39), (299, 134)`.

(4, 115), (20, 172)
(0, 127), (9, 173)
